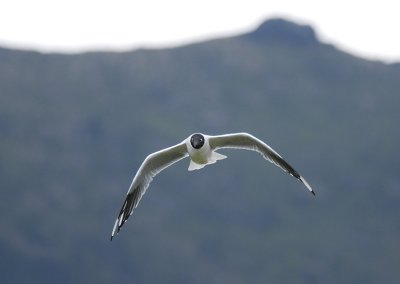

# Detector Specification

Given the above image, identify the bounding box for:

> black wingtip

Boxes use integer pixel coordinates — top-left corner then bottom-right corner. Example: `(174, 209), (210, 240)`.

(311, 190), (316, 196)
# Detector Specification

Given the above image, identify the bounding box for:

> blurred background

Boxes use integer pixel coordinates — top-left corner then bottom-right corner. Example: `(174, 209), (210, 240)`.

(1, 1), (400, 284)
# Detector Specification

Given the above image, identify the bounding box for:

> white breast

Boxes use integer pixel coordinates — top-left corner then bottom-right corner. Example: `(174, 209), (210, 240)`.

(186, 137), (211, 164)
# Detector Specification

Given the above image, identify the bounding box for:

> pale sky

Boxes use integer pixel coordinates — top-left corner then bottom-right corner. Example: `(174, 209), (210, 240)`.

(1, 0), (399, 62)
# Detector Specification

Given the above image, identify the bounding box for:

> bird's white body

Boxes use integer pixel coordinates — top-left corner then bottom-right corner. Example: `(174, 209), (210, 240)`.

(185, 134), (227, 170)
(111, 132), (314, 240)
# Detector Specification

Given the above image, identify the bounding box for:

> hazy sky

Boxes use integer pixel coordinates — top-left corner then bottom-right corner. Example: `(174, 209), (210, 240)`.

(1, 0), (399, 62)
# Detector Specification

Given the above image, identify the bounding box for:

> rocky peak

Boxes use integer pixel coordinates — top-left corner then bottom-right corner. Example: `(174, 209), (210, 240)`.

(245, 18), (319, 45)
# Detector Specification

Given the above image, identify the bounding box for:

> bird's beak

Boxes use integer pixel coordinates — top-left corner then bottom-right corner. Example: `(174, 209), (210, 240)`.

(192, 139), (202, 148)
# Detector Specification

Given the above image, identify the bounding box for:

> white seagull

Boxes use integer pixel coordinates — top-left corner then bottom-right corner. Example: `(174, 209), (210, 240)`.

(111, 132), (314, 240)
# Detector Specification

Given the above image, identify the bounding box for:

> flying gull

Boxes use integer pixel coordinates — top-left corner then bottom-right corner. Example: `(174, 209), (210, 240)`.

(111, 132), (314, 240)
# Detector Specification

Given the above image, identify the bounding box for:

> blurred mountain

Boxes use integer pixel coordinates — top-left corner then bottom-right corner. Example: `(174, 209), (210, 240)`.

(1, 18), (399, 284)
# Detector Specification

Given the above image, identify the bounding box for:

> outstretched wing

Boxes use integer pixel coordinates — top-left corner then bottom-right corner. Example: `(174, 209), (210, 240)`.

(208, 133), (314, 195)
(111, 142), (188, 240)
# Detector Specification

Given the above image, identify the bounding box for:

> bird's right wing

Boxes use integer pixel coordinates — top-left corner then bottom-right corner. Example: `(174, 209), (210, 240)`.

(208, 133), (314, 195)
(111, 141), (188, 240)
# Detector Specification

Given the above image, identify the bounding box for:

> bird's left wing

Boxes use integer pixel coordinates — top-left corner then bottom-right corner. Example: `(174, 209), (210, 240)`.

(111, 141), (188, 240)
(208, 133), (314, 195)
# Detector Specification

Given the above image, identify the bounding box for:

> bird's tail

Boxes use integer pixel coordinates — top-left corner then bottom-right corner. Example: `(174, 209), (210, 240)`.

(210, 151), (227, 163)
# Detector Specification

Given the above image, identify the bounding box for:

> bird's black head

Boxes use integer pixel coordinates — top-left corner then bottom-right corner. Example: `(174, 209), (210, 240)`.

(190, 133), (205, 149)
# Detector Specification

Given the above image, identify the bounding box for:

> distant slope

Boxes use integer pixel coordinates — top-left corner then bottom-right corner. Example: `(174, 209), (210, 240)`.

(1, 18), (399, 284)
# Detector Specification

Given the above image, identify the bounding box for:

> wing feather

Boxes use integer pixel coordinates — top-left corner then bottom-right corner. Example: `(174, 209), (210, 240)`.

(208, 133), (314, 195)
(111, 141), (188, 240)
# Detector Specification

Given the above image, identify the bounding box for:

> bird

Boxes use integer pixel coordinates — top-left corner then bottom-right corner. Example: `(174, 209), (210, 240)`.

(111, 132), (314, 240)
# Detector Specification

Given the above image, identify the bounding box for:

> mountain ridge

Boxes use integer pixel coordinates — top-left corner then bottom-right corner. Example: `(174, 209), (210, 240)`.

(244, 18), (319, 45)
(1, 18), (398, 66)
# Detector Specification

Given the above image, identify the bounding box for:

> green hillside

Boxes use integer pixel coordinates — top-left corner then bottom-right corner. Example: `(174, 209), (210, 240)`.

(1, 18), (399, 283)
